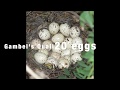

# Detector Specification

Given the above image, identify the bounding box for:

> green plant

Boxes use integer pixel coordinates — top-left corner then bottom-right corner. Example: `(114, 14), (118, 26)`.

(58, 69), (70, 79)
(73, 60), (93, 79)
(80, 11), (94, 29)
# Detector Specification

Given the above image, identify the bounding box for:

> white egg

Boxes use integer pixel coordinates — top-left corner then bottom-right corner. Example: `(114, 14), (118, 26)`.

(64, 55), (71, 64)
(61, 49), (71, 57)
(70, 49), (81, 55)
(70, 26), (80, 38)
(52, 33), (64, 43)
(60, 23), (70, 36)
(34, 52), (47, 64)
(50, 52), (60, 60)
(64, 37), (73, 49)
(49, 22), (59, 34)
(38, 29), (50, 40)
(38, 49), (49, 56)
(52, 44), (62, 53)
(42, 40), (52, 51)
(71, 37), (83, 50)
(72, 37), (82, 44)
(71, 53), (82, 64)
(45, 57), (58, 67)
(58, 58), (70, 69)
(30, 39), (41, 50)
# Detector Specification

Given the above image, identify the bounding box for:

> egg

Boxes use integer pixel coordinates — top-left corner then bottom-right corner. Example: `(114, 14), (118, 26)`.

(64, 55), (71, 64)
(34, 52), (47, 64)
(38, 49), (49, 56)
(50, 52), (60, 60)
(71, 37), (83, 50)
(70, 49), (81, 55)
(70, 26), (80, 38)
(71, 53), (82, 64)
(60, 23), (70, 36)
(45, 57), (58, 68)
(52, 44), (62, 53)
(61, 49), (71, 57)
(64, 37), (73, 49)
(30, 39), (41, 50)
(42, 40), (52, 51)
(49, 22), (59, 34)
(38, 29), (50, 40)
(58, 58), (70, 69)
(52, 33), (64, 43)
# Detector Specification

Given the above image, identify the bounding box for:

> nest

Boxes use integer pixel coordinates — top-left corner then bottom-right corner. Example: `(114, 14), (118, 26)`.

(26, 11), (88, 79)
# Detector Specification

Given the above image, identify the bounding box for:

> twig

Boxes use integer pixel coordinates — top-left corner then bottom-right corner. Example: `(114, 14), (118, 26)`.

(65, 11), (80, 20)
(26, 64), (42, 79)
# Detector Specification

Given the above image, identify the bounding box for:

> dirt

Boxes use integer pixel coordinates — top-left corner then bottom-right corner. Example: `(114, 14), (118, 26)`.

(26, 11), (87, 79)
